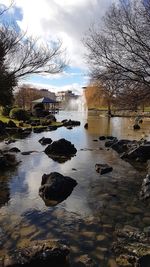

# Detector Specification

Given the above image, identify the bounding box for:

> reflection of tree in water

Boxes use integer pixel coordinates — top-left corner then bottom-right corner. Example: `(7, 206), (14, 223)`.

(87, 116), (112, 136)
(0, 175), (10, 208)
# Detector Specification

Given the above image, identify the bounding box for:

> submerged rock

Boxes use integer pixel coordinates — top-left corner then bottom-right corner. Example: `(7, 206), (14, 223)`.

(95, 163), (113, 175)
(39, 172), (77, 206)
(44, 138), (77, 162)
(0, 239), (70, 267)
(75, 254), (97, 267)
(113, 227), (150, 267)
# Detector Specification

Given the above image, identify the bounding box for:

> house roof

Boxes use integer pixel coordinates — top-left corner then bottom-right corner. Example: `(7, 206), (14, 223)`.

(32, 97), (57, 104)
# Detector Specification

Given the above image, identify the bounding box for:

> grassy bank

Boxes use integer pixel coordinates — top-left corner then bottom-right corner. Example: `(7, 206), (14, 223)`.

(0, 114), (63, 128)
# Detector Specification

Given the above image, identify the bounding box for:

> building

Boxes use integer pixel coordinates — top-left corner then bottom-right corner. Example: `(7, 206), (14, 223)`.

(56, 90), (78, 102)
(39, 89), (56, 100)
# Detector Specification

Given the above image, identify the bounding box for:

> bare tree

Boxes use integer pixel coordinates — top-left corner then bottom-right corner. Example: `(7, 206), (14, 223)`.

(91, 68), (122, 114)
(0, 1), (14, 16)
(0, 5), (66, 106)
(0, 25), (66, 78)
(15, 86), (43, 110)
(84, 0), (150, 101)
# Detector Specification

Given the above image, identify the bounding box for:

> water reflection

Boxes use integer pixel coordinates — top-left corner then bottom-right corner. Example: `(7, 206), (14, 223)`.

(45, 154), (75, 163)
(0, 175), (10, 208)
(87, 112), (150, 140)
(0, 111), (150, 266)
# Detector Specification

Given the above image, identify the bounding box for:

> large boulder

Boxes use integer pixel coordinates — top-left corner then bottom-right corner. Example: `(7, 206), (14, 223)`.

(0, 239), (69, 267)
(111, 139), (133, 154)
(44, 138), (77, 162)
(122, 143), (150, 162)
(39, 172), (77, 206)
(105, 138), (118, 148)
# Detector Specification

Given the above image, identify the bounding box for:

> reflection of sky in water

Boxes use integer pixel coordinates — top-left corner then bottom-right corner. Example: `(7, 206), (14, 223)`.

(0, 111), (150, 219)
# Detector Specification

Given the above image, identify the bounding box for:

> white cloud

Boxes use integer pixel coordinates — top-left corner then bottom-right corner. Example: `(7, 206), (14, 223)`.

(0, 0), (116, 90)
(18, 80), (83, 95)
(38, 70), (83, 79)
(13, 0), (115, 69)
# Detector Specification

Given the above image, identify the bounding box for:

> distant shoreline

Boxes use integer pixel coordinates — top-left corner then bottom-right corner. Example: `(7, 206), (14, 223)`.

(88, 108), (150, 117)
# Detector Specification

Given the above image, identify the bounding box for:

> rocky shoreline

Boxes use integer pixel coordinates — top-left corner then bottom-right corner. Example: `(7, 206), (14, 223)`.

(1, 121), (150, 266)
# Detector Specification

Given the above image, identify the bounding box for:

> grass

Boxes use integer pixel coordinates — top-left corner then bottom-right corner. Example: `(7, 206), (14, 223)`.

(0, 113), (63, 128)
(143, 107), (150, 112)
(88, 106), (150, 112)
(0, 114), (19, 125)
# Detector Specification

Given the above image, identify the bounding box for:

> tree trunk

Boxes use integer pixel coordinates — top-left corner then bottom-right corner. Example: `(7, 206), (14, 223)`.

(107, 100), (111, 116)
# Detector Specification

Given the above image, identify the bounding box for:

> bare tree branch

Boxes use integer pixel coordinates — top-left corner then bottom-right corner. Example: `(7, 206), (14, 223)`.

(84, 0), (150, 91)
(0, 1), (14, 16)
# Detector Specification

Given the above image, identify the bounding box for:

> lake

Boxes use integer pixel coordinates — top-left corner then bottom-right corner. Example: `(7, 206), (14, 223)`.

(0, 111), (150, 266)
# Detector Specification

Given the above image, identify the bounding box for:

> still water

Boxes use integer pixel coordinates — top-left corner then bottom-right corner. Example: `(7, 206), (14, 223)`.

(0, 111), (150, 266)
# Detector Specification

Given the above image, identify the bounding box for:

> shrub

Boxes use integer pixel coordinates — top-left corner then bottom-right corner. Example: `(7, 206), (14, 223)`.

(1, 106), (12, 116)
(9, 108), (30, 121)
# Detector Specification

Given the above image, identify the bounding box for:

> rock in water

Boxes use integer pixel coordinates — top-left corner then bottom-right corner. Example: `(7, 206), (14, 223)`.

(84, 123), (88, 129)
(140, 174), (150, 200)
(0, 152), (19, 170)
(39, 137), (52, 145)
(9, 147), (20, 153)
(63, 119), (80, 127)
(133, 124), (140, 130)
(44, 138), (77, 162)
(75, 254), (97, 267)
(0, 239), (69, 267)
(39, 172), (77, 206)
(95, 163), (113, 175)
(112, 227), (150, 267)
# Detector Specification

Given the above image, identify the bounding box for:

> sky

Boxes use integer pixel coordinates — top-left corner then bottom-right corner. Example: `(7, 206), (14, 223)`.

(0, 0), (115, 95)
